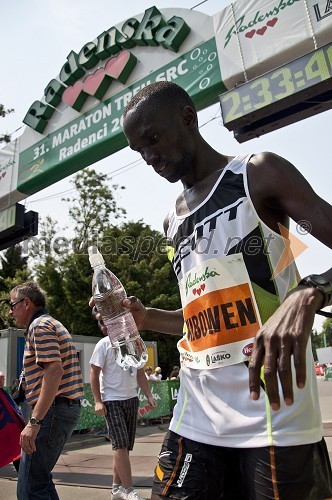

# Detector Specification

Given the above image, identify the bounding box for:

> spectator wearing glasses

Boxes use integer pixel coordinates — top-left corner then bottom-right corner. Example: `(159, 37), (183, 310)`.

(9, 281), (84, 500)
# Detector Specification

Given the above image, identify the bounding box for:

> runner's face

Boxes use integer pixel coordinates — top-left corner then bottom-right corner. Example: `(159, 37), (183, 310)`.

(124, 106), (195, 184)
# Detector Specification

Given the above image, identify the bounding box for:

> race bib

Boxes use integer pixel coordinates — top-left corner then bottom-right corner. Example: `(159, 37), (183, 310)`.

(178, 254), (261, 369)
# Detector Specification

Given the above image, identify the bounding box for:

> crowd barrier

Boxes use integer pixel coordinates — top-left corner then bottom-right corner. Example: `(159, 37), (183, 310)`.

(325, 366), (332, 380)
(4, 380), (180, 430)
(76, 380), (180, 430)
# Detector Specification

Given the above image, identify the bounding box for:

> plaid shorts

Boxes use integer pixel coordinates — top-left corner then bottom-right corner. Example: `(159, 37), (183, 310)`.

(104, 397), (138, 450)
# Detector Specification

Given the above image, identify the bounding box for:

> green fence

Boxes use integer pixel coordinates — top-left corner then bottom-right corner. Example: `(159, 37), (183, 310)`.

(5, 381), (180, 430)
(325, 365), (332, 380)
(76, 380), (180, 430)
(137, 380), (179, 421)
(77, 383), (105, 430)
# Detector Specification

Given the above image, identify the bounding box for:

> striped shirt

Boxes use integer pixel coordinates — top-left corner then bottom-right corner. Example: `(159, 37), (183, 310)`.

(24, 311), (84, 406)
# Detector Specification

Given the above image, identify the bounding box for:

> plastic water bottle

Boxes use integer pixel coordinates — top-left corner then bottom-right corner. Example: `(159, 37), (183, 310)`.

(88, 245), (148, 370)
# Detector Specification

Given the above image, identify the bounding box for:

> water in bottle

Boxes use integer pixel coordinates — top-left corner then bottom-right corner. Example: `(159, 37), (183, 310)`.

(88, 245), (148, 370)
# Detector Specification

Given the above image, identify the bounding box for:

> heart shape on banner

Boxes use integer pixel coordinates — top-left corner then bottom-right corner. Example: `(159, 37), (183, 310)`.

(62, 81), (88, 111)
(139, 408), (146, 417)
(62, 50), (137, 109)
(267, 17), (278, 27)
(104, 50), (133, 83)
(256, 26), (267, 36)
(245, 17), (278, 39)
(83, 68), (112, 99)
(245, 30), (255, 38)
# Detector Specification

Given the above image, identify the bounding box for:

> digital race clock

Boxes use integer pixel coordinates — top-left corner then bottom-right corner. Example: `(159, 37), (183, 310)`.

(0, 203), (38, 251)
(0, 204), (22, 234)
(219, 42), (332, 140)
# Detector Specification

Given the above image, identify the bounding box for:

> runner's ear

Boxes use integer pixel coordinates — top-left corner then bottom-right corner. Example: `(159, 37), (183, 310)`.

(182, 106), (197, 128)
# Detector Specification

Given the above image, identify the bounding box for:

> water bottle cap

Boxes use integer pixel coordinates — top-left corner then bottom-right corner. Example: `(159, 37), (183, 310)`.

(88, 246), (104, 267)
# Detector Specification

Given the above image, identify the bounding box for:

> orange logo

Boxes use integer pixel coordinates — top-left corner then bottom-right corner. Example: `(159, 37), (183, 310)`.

(272, 223), (308, 279)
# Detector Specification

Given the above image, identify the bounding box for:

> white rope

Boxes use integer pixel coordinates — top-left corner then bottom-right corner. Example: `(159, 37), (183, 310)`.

(230, 2), (248, 84)
(304, 0), (318, 50)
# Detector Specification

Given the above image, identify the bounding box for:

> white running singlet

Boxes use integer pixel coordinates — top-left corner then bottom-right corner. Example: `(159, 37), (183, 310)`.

(166, 154), (322, 448)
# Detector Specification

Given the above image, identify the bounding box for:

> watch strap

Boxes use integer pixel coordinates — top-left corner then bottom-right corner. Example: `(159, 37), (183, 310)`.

(298, 275), (332, 309)
(29, 416), (43, 426)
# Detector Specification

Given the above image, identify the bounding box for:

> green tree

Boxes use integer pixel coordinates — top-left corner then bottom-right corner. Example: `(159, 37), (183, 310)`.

(34, 167), (127, 334)
(311, 329), (322, 361)
(62, 167), (126, 252)
(311, 314), (332, 360)
(0, 245), (28, 282)
(0, 245), (31, 328)
(30, 216), (76, 332)
(33, 169), (127, 334)
(100, 221), (181, 370)
(27, 215), (58, 263)
(0, 103), (14, 143)
(32, 168), (182, 369)
(321, 315), (332, 347)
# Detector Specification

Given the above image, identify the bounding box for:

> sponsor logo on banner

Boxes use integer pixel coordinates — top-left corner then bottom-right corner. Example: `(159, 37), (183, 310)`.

(211, 351), (231, 363)
(223, 0), (300, 48)
(0, 158), (13, 183)
(313, 0), (332, 21)
(23, 7), (191, 133)
(242, 342), (254, 356)
(185, 266), (220, 297)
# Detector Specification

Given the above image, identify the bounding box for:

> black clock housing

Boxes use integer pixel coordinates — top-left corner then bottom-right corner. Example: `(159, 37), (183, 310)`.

(219, 42), (332, 143)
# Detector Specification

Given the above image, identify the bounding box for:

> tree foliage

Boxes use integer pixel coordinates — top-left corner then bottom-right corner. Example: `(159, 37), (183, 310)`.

(3, 167), (181, 371)
(320, 315), (332, 347)
(0, 245), (28, 281)
(311, 312), (332, 360)
(99, 221), (181, 371)
(62, 167), (126, 251)
(0, 103), (14, 143)
(34, 218), (181, 365)
(0, 245), (31, 329)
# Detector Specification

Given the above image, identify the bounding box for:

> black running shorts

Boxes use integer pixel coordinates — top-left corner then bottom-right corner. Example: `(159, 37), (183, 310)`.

(151, 430), (332, 499)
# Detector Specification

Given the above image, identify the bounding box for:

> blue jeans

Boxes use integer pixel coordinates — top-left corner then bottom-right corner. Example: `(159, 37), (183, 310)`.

(19, 399), (31, 422)
(17, 401), (80, 499)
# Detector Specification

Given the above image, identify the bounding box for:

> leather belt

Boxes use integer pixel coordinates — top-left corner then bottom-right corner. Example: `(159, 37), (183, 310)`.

(51, 396), (81, 407)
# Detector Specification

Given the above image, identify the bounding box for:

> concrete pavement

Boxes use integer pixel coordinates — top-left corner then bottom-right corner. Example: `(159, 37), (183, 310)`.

(0, 422), (167, 499)
(0, 378), (331, 500)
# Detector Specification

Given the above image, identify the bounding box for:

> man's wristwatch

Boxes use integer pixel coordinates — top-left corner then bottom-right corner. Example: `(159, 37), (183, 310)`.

(29, 416), (43, 426)
(298, 274), (332, 309)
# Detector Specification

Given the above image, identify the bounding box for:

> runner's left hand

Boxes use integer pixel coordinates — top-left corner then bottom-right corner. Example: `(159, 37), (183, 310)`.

(248, 286), (322, 410)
